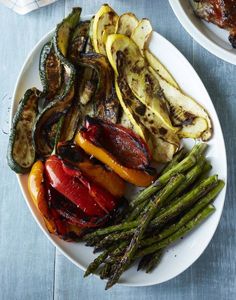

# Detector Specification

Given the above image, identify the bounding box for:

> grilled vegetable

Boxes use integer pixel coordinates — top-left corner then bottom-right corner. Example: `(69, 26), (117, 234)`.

(92, 4), (118, 55)
(33, 69), (75, 157)
(8, 88), (42, 173)
(115, 13), (139, 36)
(59, 101), (81, 142)
(86, 16), (95, 52)
(28, 160), (85, 238)
(115, 80), (148, 140)
(78, 53), (120, 123)
(57, 142), (126, 197)
(33, 8), (82, 157)
(68, 20), (90, 63)
(149, 68), (213, 140)
(54, 7), (82, 58)
(47, 181), (109, 229)
(28, 160), (56, 233)
(39, 41), (62, 102)
(131, 18), (152, 56)
(106, 34), (179, 161)
(75, 117), (156, 186)
(45, 155), (119, 216)
(106, 34), (176, 132)
(77, 67), (97, 105)
(115, 68), (180, 162)
(144, 49), (179, 89)
(116, 15), (179, 90)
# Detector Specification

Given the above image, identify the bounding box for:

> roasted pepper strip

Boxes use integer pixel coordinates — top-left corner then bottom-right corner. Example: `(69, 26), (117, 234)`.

(28, 160), (57, 233)
(45, 155), (118, 216)
(79, 161), (125, 197)
(75, 132), (155, 187)
(57, 142), (126, 197)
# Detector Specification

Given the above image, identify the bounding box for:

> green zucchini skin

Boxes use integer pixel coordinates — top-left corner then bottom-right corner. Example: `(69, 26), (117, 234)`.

(7, 88), (42, 174)
(33, 8), (82, 157)
(33, 66), (75, 157)
(39, 41), (62, 102)
(68, 20), (90, 63)
(78, 53), (120, 123)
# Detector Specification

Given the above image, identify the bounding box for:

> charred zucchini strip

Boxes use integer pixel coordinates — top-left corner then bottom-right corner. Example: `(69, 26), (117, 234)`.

(33, 8), (81, 157)
(8, 88), (42, 173)
(60, 101), (81, 142)
(78, 53), (120, 123)
(39, 41), (62, 102)
(68, 20), (90, 63)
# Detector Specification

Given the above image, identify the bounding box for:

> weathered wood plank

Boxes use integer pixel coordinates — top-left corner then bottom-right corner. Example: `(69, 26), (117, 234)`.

(0, 2), (65, 299)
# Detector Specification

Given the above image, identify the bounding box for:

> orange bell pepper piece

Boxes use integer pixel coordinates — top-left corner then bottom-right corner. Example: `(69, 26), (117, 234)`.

(28, 160), (56, 233)
(75, 132), (155, 187)
(75, 161), (125, 197)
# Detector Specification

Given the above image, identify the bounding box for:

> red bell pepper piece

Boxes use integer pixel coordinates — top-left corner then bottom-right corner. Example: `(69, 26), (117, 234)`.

(46, 181), (108, 228)
(61, 162), (117, 213)
(45, 155), (117, 217)
(83, 116), (153, 171)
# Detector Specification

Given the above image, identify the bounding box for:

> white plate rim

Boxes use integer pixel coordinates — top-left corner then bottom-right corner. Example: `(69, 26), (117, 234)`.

(169, 0), (236, 65)
(10, 20), (227, 287)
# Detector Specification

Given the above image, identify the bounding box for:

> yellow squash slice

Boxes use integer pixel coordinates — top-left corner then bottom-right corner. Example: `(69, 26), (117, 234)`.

(144, 49), (179, 89)
(116, 13), (139, 37)
(131, 18), (152, 56)
(92, 4), (118, 55)
(115, 76), (179, 162)
(149, 67), (212, 140)
(106, 33), (177, 132)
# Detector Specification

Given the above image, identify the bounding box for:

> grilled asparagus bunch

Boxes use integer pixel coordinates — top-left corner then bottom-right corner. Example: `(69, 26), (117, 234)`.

(83, 143), (225, 289)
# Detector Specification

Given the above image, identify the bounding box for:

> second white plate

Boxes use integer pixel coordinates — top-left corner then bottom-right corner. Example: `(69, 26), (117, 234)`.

(169, 0), (236, 65)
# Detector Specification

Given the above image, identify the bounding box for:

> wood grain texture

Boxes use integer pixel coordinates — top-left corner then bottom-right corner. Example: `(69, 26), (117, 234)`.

(0, 0), (235, 299)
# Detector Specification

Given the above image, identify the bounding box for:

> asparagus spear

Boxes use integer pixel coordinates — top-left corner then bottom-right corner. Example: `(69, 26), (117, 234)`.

(107, 204), (216, 272)
(166, 156), (206, 203)
(192, 162), (212, 189)
(105, 174), (185, 289)
(137, 254), (152, 271)
(142, 180), (225, 247)
(188, 142), (208, 157)
(126, 198), (149, 222)
(150, 175), (218, 229)
(85, 236), (103, 247)
(160, 148), (186, 175)
(134, 204), (215, 259)
(97, 230), (135, 249)
(100, 263), (111, 279)
(84, 245), (116, 277)
(130, 152), (196, 208)
(145, 250), (163, 273)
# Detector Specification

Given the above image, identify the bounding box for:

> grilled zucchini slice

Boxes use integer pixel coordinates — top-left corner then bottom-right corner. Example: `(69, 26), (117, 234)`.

(33, 8), (81, 157)
(39, 41), (62, 102)
(8, 88), (42, 173)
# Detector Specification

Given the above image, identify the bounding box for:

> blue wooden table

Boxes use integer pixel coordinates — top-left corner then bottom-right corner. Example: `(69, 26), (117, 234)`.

(0, 1), (235, 299)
